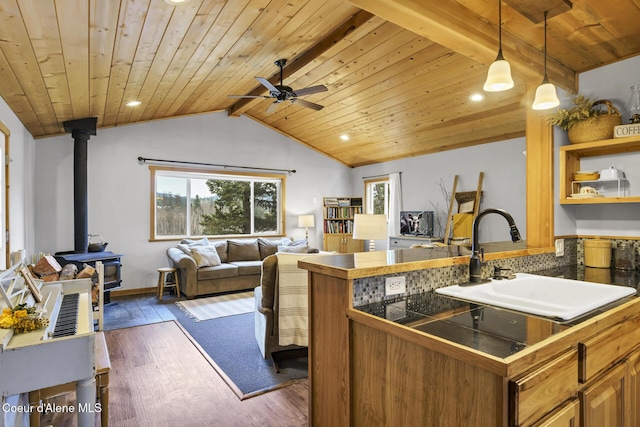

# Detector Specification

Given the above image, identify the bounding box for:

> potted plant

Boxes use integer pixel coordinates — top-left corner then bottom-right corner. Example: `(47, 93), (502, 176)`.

(550, 94), (621, 144)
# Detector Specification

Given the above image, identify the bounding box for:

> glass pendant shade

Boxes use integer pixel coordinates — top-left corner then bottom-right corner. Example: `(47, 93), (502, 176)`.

(531, 11), (559, 110)
(484, 53), (514, 92)
(532, 80), (560, 110)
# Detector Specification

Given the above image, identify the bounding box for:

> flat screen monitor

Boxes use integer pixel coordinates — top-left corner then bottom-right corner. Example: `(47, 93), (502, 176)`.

(400, 211), (434, 236)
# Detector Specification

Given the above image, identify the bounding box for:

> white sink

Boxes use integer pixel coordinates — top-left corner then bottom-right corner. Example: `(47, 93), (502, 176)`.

(435, 273), (636, 321)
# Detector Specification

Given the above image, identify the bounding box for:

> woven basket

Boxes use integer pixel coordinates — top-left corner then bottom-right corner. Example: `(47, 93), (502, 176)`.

(567, 100), (621, 144)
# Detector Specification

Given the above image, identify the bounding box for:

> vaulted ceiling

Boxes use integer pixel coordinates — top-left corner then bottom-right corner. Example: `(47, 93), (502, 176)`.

(1, 0), (639, 167)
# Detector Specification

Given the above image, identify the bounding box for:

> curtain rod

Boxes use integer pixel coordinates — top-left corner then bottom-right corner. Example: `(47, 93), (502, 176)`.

(361, 172), (401, 180)
(137, 156), (296, 174)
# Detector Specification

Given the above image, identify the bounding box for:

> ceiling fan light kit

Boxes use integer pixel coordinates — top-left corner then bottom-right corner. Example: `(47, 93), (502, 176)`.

(532, 11), (560, 110)
(484, 0), (514, 92)
(228, 58), (328, 114)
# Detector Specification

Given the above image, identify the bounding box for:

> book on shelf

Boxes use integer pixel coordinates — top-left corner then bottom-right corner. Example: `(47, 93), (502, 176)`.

(324, 198), (339, 206)
(338, 199), (350, 207)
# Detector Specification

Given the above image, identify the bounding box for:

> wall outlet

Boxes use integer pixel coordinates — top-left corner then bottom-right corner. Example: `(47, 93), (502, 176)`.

(555, 238), (565, 257)
(385, 276), (406, 296)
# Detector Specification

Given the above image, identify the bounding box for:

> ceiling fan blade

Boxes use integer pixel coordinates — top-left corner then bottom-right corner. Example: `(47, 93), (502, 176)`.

(255, 77), (280, 95)
(293, 98), (324, 111)
(228, 95), (270, 99)
(293, 85), (328, 97)
(265, 101), (280, 114)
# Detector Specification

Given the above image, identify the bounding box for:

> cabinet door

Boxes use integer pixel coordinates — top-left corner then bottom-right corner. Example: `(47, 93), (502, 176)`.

(324, 234), (343, 253)
(344, 235), (363, 253)
(532, 399), (580, 427)
(628, 349), (640, 427)
(580, 362), (627, 427)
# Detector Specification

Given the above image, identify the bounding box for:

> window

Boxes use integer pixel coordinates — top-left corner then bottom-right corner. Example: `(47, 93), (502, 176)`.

(364, 178), (389, 216)
(151, 167), (284, 240)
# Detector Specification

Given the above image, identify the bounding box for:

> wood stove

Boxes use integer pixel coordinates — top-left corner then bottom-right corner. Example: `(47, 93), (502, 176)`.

(55, 117), (123, 303)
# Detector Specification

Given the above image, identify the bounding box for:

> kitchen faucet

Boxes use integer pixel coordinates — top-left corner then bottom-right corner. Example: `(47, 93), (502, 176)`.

(468, 208), (522, 284)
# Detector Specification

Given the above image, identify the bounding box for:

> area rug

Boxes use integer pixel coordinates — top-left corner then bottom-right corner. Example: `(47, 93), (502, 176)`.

(175, 291), (254, 321)
(166, 303), (307, 400)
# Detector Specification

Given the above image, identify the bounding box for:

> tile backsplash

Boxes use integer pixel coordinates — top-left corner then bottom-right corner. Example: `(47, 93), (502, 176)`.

(353, 238), (580, 307)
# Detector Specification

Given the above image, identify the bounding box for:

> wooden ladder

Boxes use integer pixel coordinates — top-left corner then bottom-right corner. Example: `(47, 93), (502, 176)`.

(443, 172), (484, 245)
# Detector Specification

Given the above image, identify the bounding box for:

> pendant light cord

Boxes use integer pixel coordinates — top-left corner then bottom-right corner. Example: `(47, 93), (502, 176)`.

(498, 0), (502, 49)
(543, 11), (548, 80)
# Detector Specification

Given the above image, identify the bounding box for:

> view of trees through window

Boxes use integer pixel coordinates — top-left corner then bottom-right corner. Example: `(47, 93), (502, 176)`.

(154, 171), (282, 238)
(365, 179), (389, 216)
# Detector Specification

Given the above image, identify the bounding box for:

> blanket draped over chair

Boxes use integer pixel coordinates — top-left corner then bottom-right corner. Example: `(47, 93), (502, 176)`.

(276, 253), (309, 347)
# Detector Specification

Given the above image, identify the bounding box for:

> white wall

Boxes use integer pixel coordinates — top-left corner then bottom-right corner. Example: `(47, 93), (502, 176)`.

(554, 55), (640, 237)
(34, 112), (351, 290)
(351, 137), (528, 248)
(0, 96), (36, 259)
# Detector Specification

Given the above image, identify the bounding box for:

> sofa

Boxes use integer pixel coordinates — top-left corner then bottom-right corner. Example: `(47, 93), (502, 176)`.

(166, 237), (312, 299)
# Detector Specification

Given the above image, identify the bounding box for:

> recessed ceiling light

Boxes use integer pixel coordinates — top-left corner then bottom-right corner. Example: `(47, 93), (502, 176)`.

(340, 134), (350, 141)
(126, 101), (142, 107)
(469, 93), (485, 102)
(164, 0), (191, 4)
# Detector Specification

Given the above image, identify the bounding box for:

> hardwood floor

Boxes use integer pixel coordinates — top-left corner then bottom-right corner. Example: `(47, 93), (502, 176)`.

(39, 294), (309, 427)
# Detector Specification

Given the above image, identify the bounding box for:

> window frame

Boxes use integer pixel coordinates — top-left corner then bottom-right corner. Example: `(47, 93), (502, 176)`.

(364, 177), (390, 217)
(149, 166), (286, 241)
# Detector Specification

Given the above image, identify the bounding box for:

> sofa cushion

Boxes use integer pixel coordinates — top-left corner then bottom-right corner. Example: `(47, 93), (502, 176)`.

(197, 263), (238, 281)
(210, 240), (228, 263)
(227, 239), (260, 262)
(190, 245), (222, 267)
(229, 260), (262, 276)
(258, 237), (286, 259)
(260, 254), (278, 309)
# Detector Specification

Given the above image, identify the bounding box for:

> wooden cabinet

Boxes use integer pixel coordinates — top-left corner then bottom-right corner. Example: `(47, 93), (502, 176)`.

(510, 350), (579, 426)
(559, 136), (640, 204)
(322, 197), (364, 253)
(580, 362), (627, 426)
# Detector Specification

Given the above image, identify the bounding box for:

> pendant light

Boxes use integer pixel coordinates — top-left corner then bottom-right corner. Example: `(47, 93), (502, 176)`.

(484, 0), (514, 92)
(532, 11), (560, 110)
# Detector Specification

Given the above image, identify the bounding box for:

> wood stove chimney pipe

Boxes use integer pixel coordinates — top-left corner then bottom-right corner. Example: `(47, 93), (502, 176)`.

(63, 117), (97, 253)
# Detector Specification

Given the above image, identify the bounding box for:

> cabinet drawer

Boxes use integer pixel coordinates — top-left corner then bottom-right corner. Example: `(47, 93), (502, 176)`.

(579, 313), (640, 383)
(510, 350), (578, 426)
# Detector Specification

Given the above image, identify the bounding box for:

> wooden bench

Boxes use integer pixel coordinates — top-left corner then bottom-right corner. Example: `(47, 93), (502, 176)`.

(29, 331), (111, 427)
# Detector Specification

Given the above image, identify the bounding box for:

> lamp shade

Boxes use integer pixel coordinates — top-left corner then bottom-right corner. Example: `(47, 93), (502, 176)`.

(483, 58), (514, 92)
(352, 214), (387, 240)
(532, 81), (560, 110)
(298, 214), (315, 228)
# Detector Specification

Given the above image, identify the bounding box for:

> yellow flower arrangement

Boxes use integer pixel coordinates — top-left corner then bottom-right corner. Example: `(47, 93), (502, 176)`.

(0, 303), (49, 333)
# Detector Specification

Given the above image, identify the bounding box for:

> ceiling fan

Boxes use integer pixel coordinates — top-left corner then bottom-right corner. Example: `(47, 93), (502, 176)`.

(228, 59), (328, 114)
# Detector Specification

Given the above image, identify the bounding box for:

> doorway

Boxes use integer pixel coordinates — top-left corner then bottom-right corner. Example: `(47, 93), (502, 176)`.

(0, 120), (9, 269)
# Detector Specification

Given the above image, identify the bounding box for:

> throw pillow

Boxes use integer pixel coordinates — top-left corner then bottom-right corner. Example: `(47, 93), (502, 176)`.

(181, 237), (210, 247)
(190, 245), (222, 268)
(210, 240), (228, 263)
(227, 239), (260, 261)
(285, 239), (307, 247)
(277, 245), (309, 253)
(176, 243), (193, 256)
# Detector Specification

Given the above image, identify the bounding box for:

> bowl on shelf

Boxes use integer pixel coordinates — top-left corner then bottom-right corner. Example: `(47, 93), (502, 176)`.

(573, 171), (600, 181)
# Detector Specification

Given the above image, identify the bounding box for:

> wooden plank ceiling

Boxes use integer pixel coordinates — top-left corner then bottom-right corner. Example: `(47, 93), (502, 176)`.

(1, 0), (639, 167)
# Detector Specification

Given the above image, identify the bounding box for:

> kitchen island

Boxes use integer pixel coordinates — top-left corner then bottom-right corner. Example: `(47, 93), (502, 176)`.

(299, 247), (640, 426)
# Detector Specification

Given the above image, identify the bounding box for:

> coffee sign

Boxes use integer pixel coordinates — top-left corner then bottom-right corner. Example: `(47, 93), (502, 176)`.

(614, 123), (640, 138)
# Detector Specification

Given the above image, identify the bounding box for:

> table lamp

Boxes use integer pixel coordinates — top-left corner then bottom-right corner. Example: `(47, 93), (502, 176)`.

(298, 214), (315, 245)
(353, 214), (387, 251)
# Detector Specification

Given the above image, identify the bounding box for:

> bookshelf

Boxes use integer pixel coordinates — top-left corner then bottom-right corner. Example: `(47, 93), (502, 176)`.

(323, 197), (364, 253)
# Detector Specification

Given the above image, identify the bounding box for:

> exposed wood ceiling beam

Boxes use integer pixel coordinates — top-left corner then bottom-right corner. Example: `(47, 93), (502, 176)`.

(227, 10), (375, 117)
(347, 0), (577, 92)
